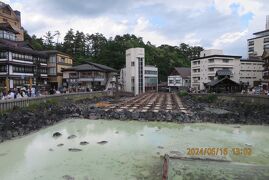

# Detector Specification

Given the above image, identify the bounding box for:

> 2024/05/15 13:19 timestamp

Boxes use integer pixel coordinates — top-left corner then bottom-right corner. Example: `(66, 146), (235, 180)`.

(186, 147), (252, 156)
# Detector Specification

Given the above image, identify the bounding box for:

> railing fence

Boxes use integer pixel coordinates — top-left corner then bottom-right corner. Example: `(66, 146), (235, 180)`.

(0, 91), (107, 113)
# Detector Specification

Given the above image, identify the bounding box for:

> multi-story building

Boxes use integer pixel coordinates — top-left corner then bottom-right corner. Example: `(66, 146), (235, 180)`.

(123, 48), (145, 95)
(42, 50), (73, 89)
(62, 62), (116, 90)
(0, 1), (24, 41)
(191, 49), (241, 91)
(0, 25), (48, 90)
(120, 48), (158, 95)
(247, 15), (269, 57)
(168, 67), (191, 91)
(239, 58), (264, 87)
(262, 48), (269, 89)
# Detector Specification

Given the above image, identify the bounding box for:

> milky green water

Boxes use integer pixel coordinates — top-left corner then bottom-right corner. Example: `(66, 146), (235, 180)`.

(0, 119), (269, 180)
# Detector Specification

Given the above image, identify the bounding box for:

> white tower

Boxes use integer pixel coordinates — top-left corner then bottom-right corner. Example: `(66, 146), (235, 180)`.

(125, 48), (145, 95)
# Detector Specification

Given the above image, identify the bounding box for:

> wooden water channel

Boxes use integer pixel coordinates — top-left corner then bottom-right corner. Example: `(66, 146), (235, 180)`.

(105, 92), (189, 114)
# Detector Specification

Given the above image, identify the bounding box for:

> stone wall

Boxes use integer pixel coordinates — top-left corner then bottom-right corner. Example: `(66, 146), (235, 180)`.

(191, 94), (269, 106)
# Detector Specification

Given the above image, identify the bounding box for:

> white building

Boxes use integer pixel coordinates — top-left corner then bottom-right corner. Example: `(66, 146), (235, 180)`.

(248, 15), (269, 57)
(120, 48), (158, 95)
(168, 67), (191, 91)
(191, 49), (241, 91)
(239, 59), (264, 87)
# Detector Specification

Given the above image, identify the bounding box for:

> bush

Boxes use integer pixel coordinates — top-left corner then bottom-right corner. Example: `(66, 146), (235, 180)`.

(194, 94), (218, 103)
(206, 94), (217, 103)
(178, 90), (188, 97)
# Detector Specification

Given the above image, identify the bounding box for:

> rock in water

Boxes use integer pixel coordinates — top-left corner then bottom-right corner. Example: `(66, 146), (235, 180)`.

(80, 141), (89, 145)
(49, 148), (54, 151)
(57, 143), (64, 147)
(97, 141), (108, 145)
(52, 132), (62, 137)
(157, 146), (164, 149)
(62, 175), (75, 180)
(68, 148), (82, 152)
(67, 135), (77, 139)
(170, 151), (182, 157)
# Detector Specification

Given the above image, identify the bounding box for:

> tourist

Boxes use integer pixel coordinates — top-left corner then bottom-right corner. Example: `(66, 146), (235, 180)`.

(31, 87), (36, 97)
(55, 89), (61, 94)
(7, 90), (15, 99)
(49, 88), (55, 95)
(16, 89), (23, 99)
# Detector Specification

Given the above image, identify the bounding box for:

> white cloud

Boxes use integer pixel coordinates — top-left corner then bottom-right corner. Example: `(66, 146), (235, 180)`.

(132, 17), (179, 46)
(181, 33), (202, 46)
(2, 0), (269, 56)
(211, 29), (248, 49)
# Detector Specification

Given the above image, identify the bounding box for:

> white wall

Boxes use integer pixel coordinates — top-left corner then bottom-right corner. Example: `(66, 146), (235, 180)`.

(240, 61), (264, 87)
(191, 56), (241, 91)
(125, 48), (145, 95)
(200, 49), (223, 57)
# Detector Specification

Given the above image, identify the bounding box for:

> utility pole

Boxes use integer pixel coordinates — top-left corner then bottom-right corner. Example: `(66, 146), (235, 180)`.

(115, 73), (119, 100)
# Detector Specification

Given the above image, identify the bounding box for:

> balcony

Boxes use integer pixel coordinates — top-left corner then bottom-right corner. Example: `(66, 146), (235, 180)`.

(264, 37), (269, 43)
(78, 77), (105, 82)
(207, 64), (233, 68)
(248, 41), (254, 46)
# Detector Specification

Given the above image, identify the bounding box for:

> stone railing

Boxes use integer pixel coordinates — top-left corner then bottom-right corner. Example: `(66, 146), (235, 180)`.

(0, 91), (107, 113)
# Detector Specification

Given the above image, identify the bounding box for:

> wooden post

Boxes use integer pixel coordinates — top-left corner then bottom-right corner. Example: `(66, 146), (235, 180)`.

(29, 77), (32, 89)
(5, 78), (9, 92)
(115, 74), (119, 100)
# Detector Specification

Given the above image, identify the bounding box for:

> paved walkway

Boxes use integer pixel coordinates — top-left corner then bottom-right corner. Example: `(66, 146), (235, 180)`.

(106, 92), (189, 114)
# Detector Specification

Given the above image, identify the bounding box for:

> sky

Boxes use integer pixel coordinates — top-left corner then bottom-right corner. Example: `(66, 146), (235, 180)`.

(3, 0), (269, 57)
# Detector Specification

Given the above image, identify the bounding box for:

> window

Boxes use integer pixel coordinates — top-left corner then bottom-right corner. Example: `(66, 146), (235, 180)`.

(0, 30), (16, 41)
(138, 57), (144, 93)
(40, 68), (47, 74)
(0, 51), (7, 59)
(13, 66), (33, 73)
(48, 67), (56, 75)
(208, 68), (214, 72)
(264, 44), (269, 49)
(192, 61), (200, 65)
(39, 58), (47, 63)
(208, 59), (214, 63)
(131, 61), (135, 66)
(223, 59), (229, 63)
(248, 47), (254, 52)
(264, 37), (269, 43)
(193, 69), (200, 73)
(145, 70), (157, 74)
(49, 56), (56, 63)
(3, 8), (11, 15)
(0, 65), (6, 72)
(58, 56), (65, 63)
(248, 41), (254, 46)
(208, 76), (214, 80)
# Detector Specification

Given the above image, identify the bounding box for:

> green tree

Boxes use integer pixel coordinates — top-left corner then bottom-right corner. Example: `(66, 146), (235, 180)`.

(63, 29), (75, 55)
(43, 31), (54, 49)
